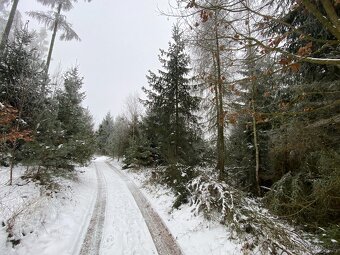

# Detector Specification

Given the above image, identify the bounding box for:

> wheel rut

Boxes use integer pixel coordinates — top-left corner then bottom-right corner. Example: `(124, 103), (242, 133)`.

(79, 162), (107, 255)
(106, 162), (183, 255)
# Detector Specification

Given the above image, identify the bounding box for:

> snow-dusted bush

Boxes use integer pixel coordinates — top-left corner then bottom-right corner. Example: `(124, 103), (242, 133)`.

(153, 163), (199, 208)
(188, 174), (236, 222)
(187, 171), (323, 254)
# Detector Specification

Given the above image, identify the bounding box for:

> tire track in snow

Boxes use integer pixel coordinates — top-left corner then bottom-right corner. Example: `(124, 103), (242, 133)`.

(79, 162), (107, 255)
(106, 162), (183, 255)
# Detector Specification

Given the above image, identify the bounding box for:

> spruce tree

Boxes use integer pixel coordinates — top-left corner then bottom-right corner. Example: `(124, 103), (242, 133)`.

(0, 28), (46, 183)
(143, 25), (201, 165)
(56, 67), (95, 168)
(96, 112), (114, 155)
(111, 115), (130, 160)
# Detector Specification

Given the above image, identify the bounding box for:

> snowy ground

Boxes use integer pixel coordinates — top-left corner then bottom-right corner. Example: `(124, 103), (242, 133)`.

(0, 157), (183, 255)
(89, 159), (158, 255)
(3, 156), (305, 255)
(0, 162), (98, 255)
(110, 159), (244, 255)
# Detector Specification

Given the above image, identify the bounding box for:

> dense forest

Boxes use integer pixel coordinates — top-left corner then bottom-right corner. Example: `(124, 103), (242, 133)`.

(96, 1), (340, 253)
(0, 0), (339, 254)
(0, 0), (96, 183)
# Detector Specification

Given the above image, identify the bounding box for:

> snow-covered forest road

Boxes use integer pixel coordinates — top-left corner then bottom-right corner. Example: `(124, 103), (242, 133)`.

(79, 158), (182, 255)
(1, 156), (242, 255)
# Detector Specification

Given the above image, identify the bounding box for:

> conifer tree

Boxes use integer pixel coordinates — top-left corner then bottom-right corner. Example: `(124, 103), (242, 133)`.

(143, 25), (201, 165)
(0, 28), (46, 183)
(56, 67), (95, 167)
(262, 0), (340, 224)
(96, 112), (114, 155)
(111, 115), (130, 160)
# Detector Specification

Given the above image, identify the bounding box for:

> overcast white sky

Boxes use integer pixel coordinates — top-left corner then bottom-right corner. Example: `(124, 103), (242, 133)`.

(17, 0), (175, 126)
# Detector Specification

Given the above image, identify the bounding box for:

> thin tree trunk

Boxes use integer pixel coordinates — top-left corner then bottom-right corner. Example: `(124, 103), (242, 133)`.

(0, 0), (20, 52)
(212, 56), (220, 171)
(175, 74), (179, 162)
(251, 94), (261, 195)
(246, 2), (261, 195)
(8, 103), (24, 185)
(214, 22), (225, 180)
(9, 153), (14, 185)
(132, 119), (135, 141)
(9, 138), (17, 186)
(45, 3), (62, 75)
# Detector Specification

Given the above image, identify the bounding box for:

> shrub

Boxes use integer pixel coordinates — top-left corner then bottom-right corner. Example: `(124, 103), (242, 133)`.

(265, 150), (340, 225)
(187, 171), (323, 254)
(155, 163), (199, 208)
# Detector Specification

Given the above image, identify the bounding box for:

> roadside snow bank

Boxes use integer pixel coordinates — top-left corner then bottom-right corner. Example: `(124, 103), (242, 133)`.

(0, 164), (97, 255)
(112, 159), (323, 255)
(111, 160), (243, 255)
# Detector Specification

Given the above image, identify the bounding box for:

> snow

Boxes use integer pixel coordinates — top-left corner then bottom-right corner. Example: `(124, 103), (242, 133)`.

(110, 160), (243, 255)
(0, 223), (7, 254)
(0, 164), (98, 255)
(0, 157), (158, 255)
(0, 157), (325, 255)
(110, 160), (325, 255)
(98, 161), (158, 254)
(17, 119), (27, 125)
(158, 200), (241, 255)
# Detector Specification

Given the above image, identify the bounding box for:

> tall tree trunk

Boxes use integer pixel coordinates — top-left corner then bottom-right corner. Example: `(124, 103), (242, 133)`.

(212, 56), (220, 172)
(213, 22), (225, 180)
(175, 75), (179, 162)
(246, 2), (261, 195)
(251, 89), (261, 195)
(45, 3), (62, 74)
(9, 146), (15, 186)
(9, 124), (20, 186)
(0, 0), (20, 52)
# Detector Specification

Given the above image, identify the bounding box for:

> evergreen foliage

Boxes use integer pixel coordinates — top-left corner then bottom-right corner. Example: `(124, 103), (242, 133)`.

(0, 28), (46, 127)
(146, 1), (339, 251)
(0, 27), (95, 183)
(123, 133), (154, 168)
(96, 112), (114, 155)
(142, 25), (202, 166)
(260, 2), (340, 227)
(55, 67), (95, 168)
(1, 0), (339, 252)
(111, 115), (130, 160)
(0, 28), (46, 182)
